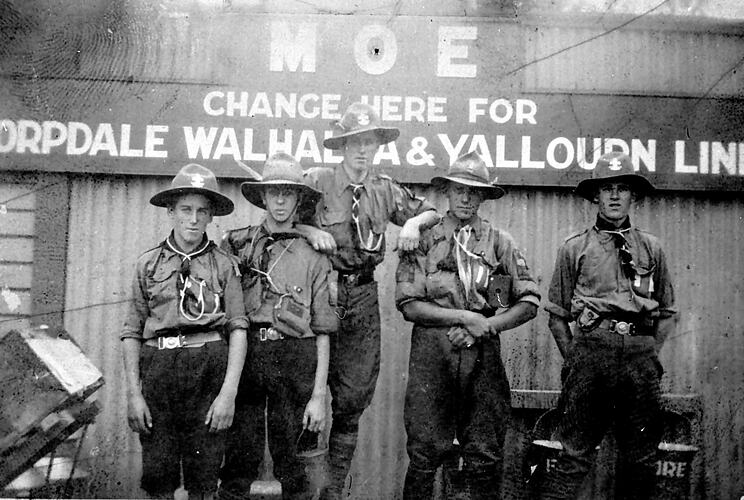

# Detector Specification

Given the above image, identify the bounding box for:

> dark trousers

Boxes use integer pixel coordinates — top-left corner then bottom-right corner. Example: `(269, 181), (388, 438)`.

(138, 341), (228, 496)
(325, 280), (381, 499)
(534, 333), (663, 500)
(404, 325), (511, 500)
(221, 336), (318, 500)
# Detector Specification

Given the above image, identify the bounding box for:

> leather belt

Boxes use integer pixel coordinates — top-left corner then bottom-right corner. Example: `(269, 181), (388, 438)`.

(145, 331), (223, 349)
(338, 270), (374, 287)
(595, 318), (651, 337)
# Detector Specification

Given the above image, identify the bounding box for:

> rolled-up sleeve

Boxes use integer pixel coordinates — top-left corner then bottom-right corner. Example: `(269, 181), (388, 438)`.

(310, 256), (339, 335)
(496, 231), (541, 307)
(653, 245), (677, 319)
(120, 261), (149, 341)
(223, 265), (250, 333)
(544, 244), (575, 320)
(395, 249), (428, 309)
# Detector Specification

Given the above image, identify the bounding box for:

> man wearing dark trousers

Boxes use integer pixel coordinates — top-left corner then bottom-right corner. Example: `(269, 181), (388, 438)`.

(534, 151), (678, 499)
(396, 152), (540, 499)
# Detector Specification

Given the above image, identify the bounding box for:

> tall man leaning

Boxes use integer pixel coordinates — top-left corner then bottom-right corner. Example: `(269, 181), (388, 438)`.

(297, 102), (439, 499)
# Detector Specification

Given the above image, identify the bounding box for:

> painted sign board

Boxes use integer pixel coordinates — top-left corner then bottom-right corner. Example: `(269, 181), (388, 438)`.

(1, 13), (742, 191)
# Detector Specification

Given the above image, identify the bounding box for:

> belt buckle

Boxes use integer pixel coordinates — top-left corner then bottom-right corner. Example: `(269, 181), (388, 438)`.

(613, 321), (632, 336)
(158, 335), (183, 350)
(344, 273), (357, 285)
(259, 327), (284, 341)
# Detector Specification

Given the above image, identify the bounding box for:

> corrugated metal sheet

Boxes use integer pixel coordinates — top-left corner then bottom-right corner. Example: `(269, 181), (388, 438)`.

(64, 177), (744, 499)
(522, 23), (744, 97)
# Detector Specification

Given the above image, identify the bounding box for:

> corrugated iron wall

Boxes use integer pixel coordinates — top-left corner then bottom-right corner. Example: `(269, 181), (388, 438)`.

(64, 176), (744, 498)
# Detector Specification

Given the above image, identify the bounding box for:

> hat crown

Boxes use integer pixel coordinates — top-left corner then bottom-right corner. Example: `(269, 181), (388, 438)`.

(260, 153), (304, 185)
(447, 151), (491, 184)
(591, 152), (636, 181)
(171, 163), (220, 192)
(336, 102), (381, 135)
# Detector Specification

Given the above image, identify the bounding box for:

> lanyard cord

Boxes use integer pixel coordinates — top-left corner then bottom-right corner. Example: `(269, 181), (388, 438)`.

(453, 226), (484, 301)
(350, 184), (383, 252)
(166, 238), (214, 322)
(250, 238), (295, 294)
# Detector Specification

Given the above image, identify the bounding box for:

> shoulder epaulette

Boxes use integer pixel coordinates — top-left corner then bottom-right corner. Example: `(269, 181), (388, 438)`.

(563, 228), (589, 243)
(137, 242), (164, 259)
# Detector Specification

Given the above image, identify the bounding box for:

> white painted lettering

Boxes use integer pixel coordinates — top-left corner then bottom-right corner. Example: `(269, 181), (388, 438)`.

(495, 135), (518, 168)
(183, 126), (218, 159)
(119, 124), (143, 157)
(89, 123), (117, 156)
(521, 136), (544, 168)
(516, 99), (538, 125)
(242, 129), (267, 162)
(632, 139), (656, 172)
(226, 92), (250, 117)
(675, 141), (698, 173)
(437, 26), (477, 78)
(354, 25), (398, 75)
(711, 141), (736, 175)
(269, 129), (293, 155)
(438, 133), (469, 164)
(145, 125), (168, 158)
(546, 137), (574, 169)
(0, 120), (16, 153)
(67, 122), (93, 155)
(16, 120), (41, 154)
(468, 135), (493, 167)
(295, 129), (322, 163)
(270, 22), (317, 73)
(40, 121), (67, 154)
(203, 91), (224, 116)
(213, 127), (241, 160)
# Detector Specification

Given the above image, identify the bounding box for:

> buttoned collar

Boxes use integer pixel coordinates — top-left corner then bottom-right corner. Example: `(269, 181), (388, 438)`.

(333, 163), (372, 197)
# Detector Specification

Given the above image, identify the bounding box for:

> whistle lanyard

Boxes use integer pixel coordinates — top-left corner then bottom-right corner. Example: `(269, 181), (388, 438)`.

(166, 237), (215, 322)
(247, 231), (295, 295)
(350, 183), (383, 252)
(453, 226), (483, 301)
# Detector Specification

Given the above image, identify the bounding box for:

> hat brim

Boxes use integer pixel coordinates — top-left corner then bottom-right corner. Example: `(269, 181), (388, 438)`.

(150, 187), (234, 216)
(240, 180), (322, 211)
(322, 127), (400, 150)
(575, 174), (655, 202)
(431, 176), (506, 200)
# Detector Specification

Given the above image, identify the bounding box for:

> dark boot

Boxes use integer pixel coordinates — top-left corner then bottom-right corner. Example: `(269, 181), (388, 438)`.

(403, 467), (437, 500)
(321, 431), (357, 500)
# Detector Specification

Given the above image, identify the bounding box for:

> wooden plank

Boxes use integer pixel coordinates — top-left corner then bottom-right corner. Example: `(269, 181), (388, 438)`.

(0, 183), (36, 210)
(0, 289), (31, 315)
(0, 211), (34, 236)
(1, 237), (34, 263)
(0, 263), (33, 289)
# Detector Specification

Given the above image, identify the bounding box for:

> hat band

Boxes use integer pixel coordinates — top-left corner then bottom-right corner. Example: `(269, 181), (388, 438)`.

(447, 171), (491, 185)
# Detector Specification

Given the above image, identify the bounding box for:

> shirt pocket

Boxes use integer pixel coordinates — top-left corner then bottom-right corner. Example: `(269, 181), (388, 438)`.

(146, 264), (179, 310)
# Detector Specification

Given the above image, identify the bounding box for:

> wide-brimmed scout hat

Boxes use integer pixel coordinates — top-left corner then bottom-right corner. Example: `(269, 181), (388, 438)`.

(322, 102), (400, 150)
(430, 151), (506, 200)
(240, 153), (321, 210)
(575, 151), (655, 202)
(150, 163), (234, 216)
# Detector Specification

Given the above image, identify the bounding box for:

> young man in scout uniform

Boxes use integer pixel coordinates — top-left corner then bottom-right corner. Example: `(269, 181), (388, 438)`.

(120, 163), (249, 500)
(395, 151), (540, 499)
(219, 153), (338, 500)
(297, 102), (440, 499)
(534, 151), (678, 499)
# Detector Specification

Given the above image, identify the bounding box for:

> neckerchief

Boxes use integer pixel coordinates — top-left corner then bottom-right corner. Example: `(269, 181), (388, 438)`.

(593, 215), (636, 280)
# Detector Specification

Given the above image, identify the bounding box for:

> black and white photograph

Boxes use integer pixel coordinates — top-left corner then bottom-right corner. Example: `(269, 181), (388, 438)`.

(1, 1), (742, 498)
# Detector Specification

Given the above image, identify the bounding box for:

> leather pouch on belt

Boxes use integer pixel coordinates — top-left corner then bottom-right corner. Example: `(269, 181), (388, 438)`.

(273, 292), (310, 338)
(577, 307), (601, 331)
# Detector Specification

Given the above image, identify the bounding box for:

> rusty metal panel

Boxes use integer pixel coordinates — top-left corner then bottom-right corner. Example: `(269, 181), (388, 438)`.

(523, 23), (744, 97)
(63, 176), (744, 498)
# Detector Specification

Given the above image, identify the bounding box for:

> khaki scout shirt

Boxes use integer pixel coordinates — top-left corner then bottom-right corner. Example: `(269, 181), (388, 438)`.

(302, 165), (435, 272)
(545, 225), (677, 321)
(396, 213), (541, 312)
(120, 234), (249, 341)
(221, 223), (338, 338)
